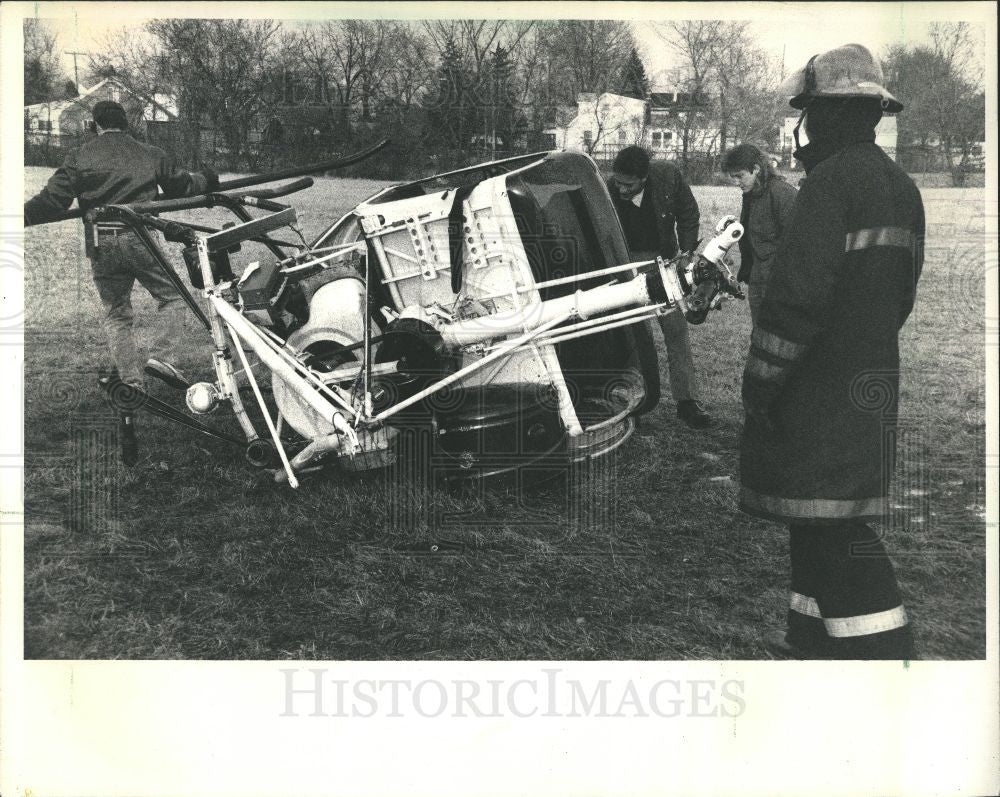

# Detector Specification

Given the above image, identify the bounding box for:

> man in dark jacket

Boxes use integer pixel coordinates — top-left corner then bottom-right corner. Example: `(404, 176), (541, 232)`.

(25, 101), (216, 393)
(608, 146), (711, 428)
(739, 45), (924, 659)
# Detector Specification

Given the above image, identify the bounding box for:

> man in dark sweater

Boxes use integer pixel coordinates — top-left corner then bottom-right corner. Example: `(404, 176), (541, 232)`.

(25, 101), (217, 393)
(608, 146), (711, 428)
(25, 101), (217, 464)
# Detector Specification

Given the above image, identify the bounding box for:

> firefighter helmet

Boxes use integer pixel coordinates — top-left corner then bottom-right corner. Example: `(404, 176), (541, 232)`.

(779, 43), (903, 112)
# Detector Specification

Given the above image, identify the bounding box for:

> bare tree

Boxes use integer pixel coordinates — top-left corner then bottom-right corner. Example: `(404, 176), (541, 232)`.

(930, 21), (984, 84)
(653, 21), (721, 161)
(294, 19), (401, 141)
(87, 27), (163, 129)
(654, 20), (779, 161)
(582, 94), (648, 158)
(24, 18), (63, 105)
(883, 22), (986, 185)
(140, 19), (281, 167)
(708, 23), (779, 150)
(534, 20), (636, 104)
(659, 21), (719, 97)
(928, 22), (986, 183)
(422, 20), (535, 151)
(513, 24), (547, 109)
(422, 19), (535, 81)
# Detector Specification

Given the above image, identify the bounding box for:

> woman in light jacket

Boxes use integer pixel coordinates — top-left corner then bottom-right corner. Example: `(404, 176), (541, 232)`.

(723, 144), (798, 323)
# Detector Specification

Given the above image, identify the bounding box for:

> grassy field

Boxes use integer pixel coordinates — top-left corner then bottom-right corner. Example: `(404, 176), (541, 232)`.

(21, 166), (987, 660)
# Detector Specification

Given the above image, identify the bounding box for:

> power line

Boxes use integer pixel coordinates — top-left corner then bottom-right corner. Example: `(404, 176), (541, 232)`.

(64, 50), (89, 90)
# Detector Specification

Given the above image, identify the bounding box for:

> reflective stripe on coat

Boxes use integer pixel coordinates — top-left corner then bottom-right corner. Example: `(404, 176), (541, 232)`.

(739, 141), (925, 524)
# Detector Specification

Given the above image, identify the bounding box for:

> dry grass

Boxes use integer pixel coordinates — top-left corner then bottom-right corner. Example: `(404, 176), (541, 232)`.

(21, 167), (987, 660)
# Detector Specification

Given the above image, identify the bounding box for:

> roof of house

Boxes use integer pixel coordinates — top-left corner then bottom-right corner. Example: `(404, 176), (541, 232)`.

(24, 77), (177, 120)
(25, 77), (116, 113)
(543, 92), (648, 134)
(596, 92), (646, 107)
(536, 104), (578, 130)
(649, 91), (709, 109)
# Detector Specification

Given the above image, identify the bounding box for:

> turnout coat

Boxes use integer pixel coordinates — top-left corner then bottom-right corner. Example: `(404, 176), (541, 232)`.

(739, 140), (925, 524)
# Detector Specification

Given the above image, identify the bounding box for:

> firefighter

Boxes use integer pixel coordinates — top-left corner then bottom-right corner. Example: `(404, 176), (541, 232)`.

(24, 101), (217, 463)
(608, 146), (712, 429)
(738, 44), (925, 659)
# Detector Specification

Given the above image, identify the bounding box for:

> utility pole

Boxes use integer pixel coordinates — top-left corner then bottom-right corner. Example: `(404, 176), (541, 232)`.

(65, 50), (88, 91)
(490, 62), (497, 160)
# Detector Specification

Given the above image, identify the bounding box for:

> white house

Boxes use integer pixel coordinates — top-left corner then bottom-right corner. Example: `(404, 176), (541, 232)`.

(545, 92), (649, 159)
(647, 90), (722, 157)
(24, 78), (177, 143)
(545, 90), (723, 161)
(780, 114), (898, 167)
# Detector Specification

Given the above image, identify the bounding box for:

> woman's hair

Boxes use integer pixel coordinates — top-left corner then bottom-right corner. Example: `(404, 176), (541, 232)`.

(722, 144), (776, 185)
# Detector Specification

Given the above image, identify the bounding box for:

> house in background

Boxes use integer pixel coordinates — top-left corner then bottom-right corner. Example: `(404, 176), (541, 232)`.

(538, 104), (577, 150)
(647, 90), (718, 157)
(544, 90), (722, 162)
(24, 77), (177, 145)
(780, 114), (898, 168)
(545, 93), (648, 159)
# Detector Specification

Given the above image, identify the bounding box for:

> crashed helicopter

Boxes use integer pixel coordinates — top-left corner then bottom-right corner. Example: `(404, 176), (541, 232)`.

(47, 142), (747, 487)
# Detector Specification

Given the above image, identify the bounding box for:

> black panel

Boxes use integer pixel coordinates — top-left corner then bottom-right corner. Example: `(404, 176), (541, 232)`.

(503, 152), (657, 415)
